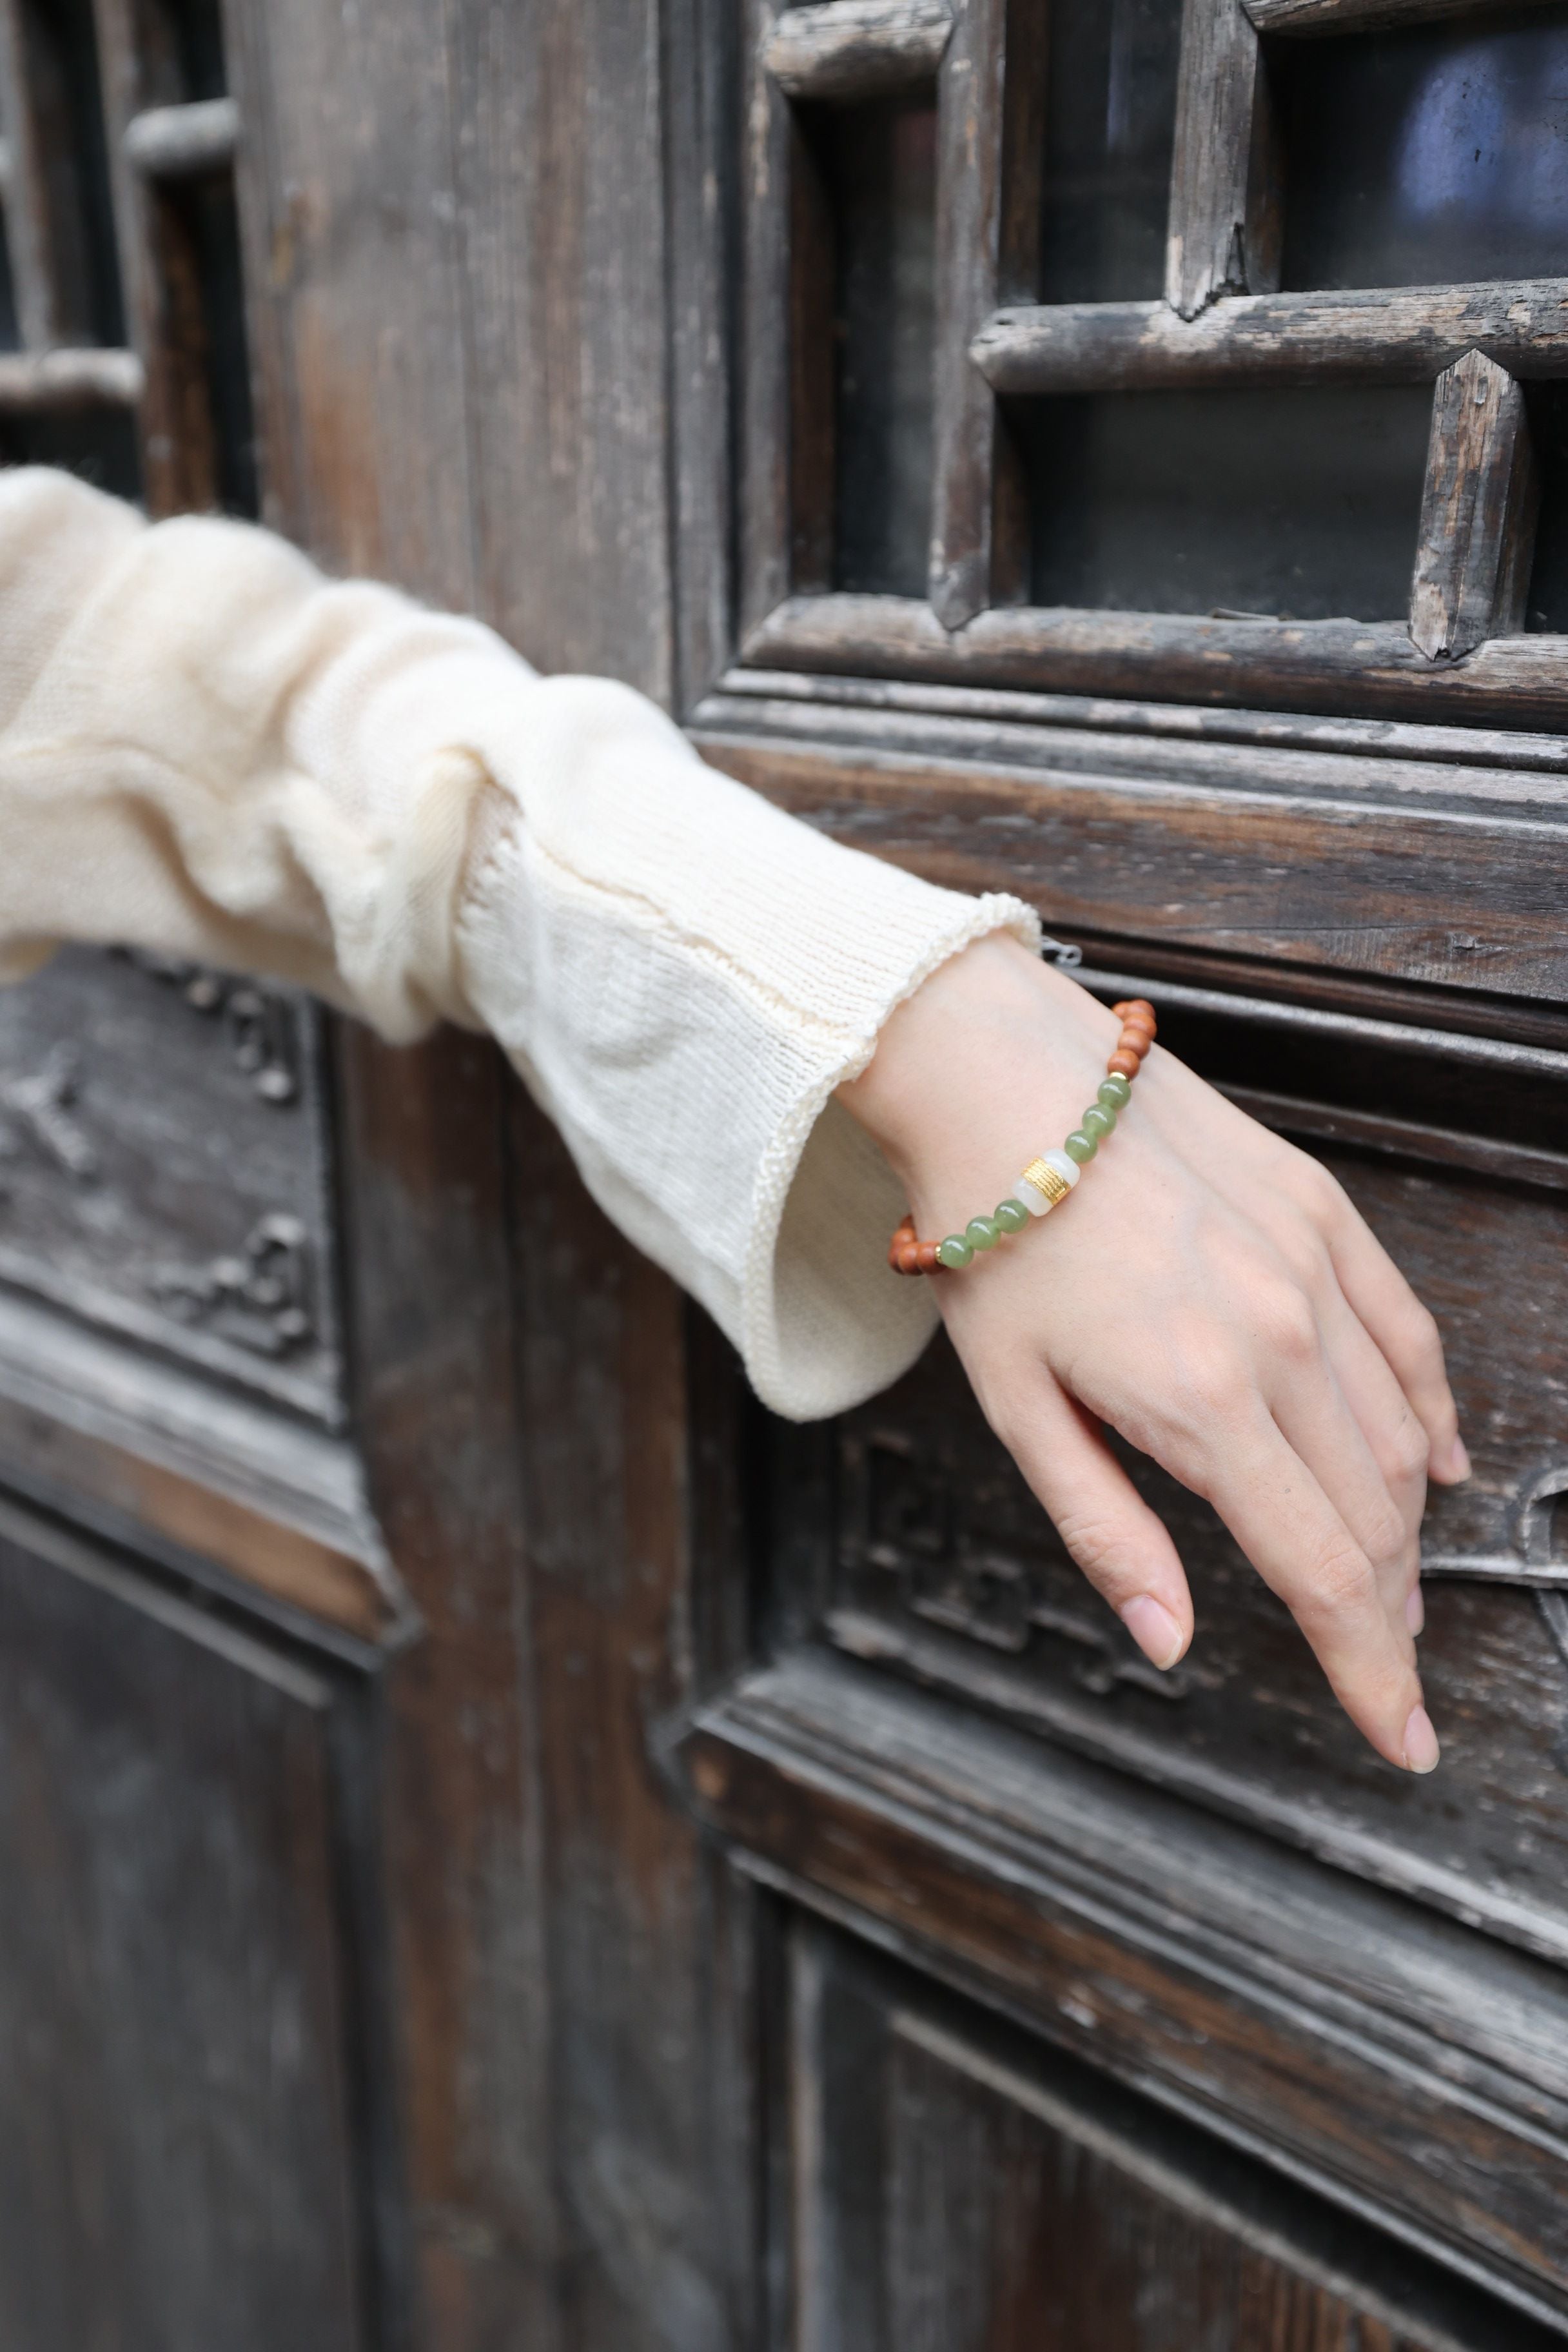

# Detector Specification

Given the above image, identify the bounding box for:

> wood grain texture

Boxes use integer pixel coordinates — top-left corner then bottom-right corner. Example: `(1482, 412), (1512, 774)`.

(1166, 0), (1280, 320)
(694, 724), (1568, 999)
(226, 1), (755, 2340)
(686, 1656), (1568, 2333)
(331, 1025), (565, 2352)
(928, 0), (1005, 628)
(743, 588), (1568, 727)
(0, 1505), (366, 2351)
(765, 0), (952, 102)
(1409, 350), (1540, 662)
(681, 1654), (1568, 2337)
(972, 284), (1568, 396)
(1248, 0), (1563, 32)
(797, 1927), (1461, 2352)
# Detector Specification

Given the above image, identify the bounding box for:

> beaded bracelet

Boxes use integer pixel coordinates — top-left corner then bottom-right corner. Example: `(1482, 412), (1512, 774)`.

(888, 999), (1157, 1276)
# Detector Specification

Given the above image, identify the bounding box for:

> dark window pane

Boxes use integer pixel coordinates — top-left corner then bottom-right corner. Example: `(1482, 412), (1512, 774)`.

(0, 408), (141, 502)
(824, 98), (936, 598)
(166, 173), (259, 516)
(1021, 384), (1432, 620)
(1039, 0), (1184, 303)
(1523, 383), (1568, 630)
(0, 220), (18, 351)
(14, 0), (125, 346)
(1277, 6), (1568, 291)
(164, 0), (230, 101)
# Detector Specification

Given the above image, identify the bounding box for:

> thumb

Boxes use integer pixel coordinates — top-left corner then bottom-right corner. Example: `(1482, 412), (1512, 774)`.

(1002, 1378), (1195, 1671)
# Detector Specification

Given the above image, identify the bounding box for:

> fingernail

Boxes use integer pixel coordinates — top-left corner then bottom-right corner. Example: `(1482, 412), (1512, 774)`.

(1119, 1594), (1186, 1671)
(1405, 1583), (1425, 1637)
(1403, 1705), (1441, 1774)
(1441, 1436), (1472, 1483)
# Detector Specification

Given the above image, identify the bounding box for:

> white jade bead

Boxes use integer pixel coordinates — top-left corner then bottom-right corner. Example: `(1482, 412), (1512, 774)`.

(1014, 1175), (1054, 1217)
(1039, 1149), (1081, 1188)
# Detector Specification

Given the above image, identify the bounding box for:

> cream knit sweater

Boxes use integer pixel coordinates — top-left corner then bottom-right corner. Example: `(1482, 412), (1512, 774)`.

(0, 467), (1039, 1419)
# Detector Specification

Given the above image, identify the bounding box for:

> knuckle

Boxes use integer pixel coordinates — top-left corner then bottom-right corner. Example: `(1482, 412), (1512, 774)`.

(1052, 1509), (1139, 1589)
(1305, 1540), (1378, 1625)
(1173, 1336), (1252, 1422)
(1388, 1413), (1430, 1487)
(1364, 1502), (1409, 1570)
(1258, 1282), (1320, 1366)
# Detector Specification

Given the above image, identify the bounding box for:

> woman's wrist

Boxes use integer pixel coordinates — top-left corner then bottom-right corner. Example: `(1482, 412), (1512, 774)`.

(839, 934), (1120, 1221)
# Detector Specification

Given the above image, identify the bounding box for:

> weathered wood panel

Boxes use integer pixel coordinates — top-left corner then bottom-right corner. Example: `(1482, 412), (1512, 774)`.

(680, 1653), (1568, 2337)
(0, 1501), (366, 2352)
(0, 948), (342, 1424)
(792, 1923), (1477, 2352)
(696, 727), (1568, 999)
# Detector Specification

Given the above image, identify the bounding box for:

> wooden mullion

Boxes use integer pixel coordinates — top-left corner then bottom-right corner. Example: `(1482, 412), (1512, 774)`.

(1409, 349), (1540, 664)
(739, 590), (1568, 729)
(973, 281), (1568, 395)
(765, 0), (952, 103)
(1166, 0), (1281, 322)
(928, 0), (1009, 630)
(92, 0), (221, 514)
(0, 0), (81, 347)
(742, 0), (795, 636)
(1248, 0), (1562, 33)
(986, 0), (1048, 608)
(0, 344), (140, 405)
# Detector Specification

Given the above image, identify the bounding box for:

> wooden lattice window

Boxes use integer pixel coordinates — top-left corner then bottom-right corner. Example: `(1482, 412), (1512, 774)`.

(742, 0), (1568, 725)
(0, 0), (252, 518)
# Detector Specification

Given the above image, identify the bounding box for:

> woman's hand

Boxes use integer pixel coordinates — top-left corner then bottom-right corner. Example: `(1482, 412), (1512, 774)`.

(839, 934), (1469, 1774)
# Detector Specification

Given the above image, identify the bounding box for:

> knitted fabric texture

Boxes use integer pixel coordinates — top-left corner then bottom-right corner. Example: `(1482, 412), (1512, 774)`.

(0, 467), (1040, 1418)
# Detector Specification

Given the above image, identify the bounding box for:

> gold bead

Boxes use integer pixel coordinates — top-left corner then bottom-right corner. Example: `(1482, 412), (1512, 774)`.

(1021, 1157), (1070, 1208)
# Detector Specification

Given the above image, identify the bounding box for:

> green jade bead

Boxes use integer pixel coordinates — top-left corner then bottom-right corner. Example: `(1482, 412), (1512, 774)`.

(937, 1235), (974, 1269)
(1099, 1075), (1132, 1109)
(1081, 1104), (1116, 1141)
(994, 1199), (1030, 1234)
(966, 1215), (1001, 1251)
(1064, 1130), (1098, 1164)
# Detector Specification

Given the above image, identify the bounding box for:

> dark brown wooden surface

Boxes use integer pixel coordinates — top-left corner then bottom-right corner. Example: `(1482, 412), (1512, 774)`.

(696, 722), (1568, 1000)
(5, 1), (1568, 2344)
(0, 1500), (368, 2352)
(789, 1922), (1467, 2352)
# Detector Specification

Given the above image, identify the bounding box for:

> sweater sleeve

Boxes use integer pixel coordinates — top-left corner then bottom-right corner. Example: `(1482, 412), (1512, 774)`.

(0, 467), (1040, 1419)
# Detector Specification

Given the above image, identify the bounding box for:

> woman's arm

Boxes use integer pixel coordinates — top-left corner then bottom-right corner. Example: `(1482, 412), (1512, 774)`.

(2, 466), (1464, 1772)
(840, 933), (1465, 1774)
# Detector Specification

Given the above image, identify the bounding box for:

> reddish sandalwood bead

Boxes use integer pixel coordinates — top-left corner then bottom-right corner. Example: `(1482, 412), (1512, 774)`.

(1114, 998), (1157, 1027)
(1106, 1048), (1141, 1079)
(897, 1244), (921, 1275)
(916, 1241), (941, 1275)
(1119, 1028), (1151, 1062)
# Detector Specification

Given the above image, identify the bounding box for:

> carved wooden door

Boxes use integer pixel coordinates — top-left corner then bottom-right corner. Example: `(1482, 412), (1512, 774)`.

(3, 0), (1568, 2347)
